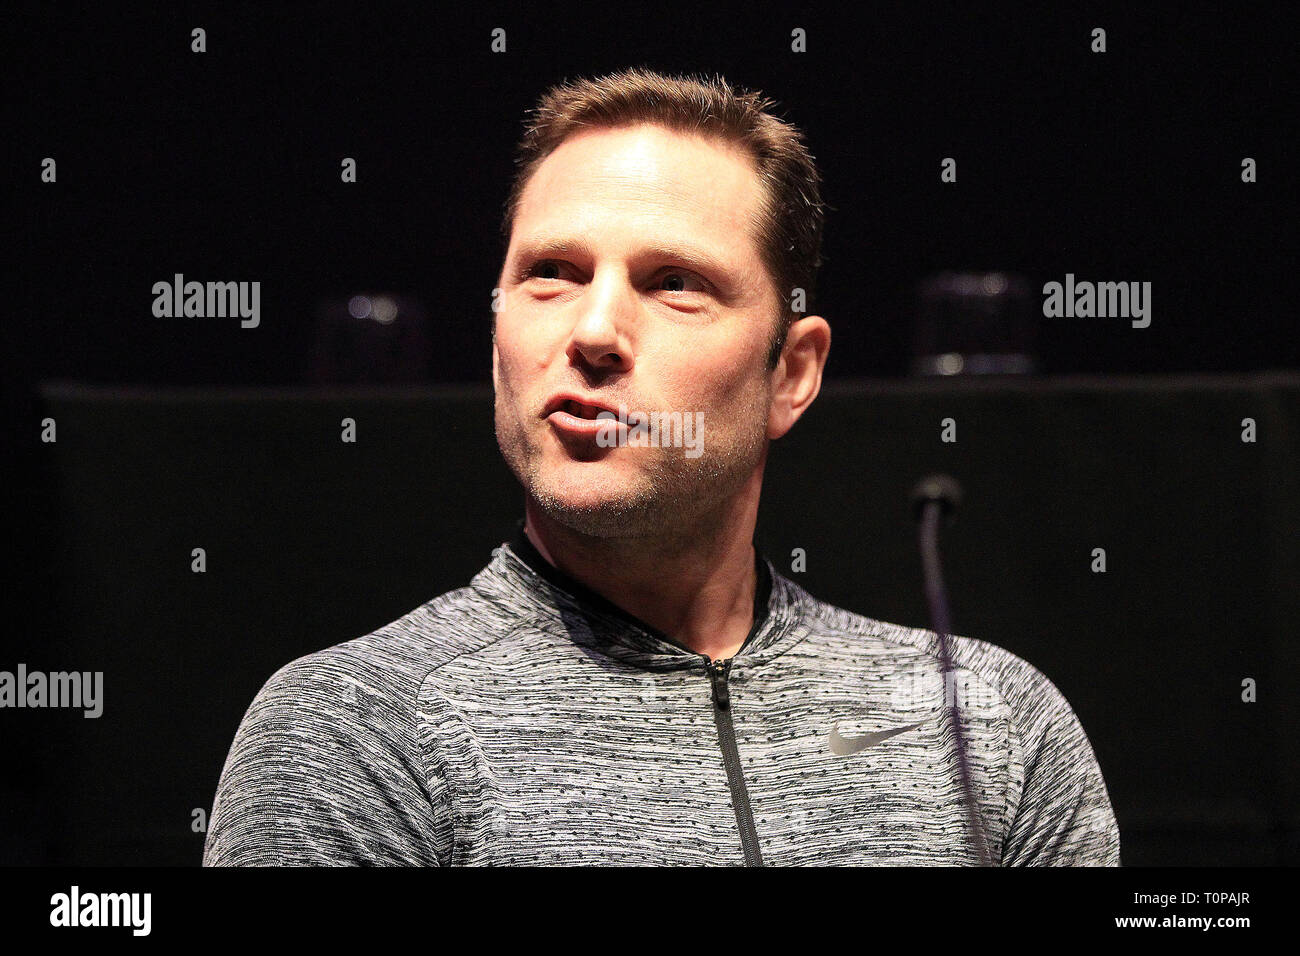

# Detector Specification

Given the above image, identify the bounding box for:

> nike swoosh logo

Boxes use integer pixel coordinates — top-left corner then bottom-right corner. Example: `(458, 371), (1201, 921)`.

(828, 721), (923, 755)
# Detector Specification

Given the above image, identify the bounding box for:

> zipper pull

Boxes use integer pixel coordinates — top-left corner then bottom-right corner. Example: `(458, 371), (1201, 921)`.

(708, 658), (730, 710)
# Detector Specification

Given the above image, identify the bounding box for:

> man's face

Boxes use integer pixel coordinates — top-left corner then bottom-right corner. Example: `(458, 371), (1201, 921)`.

(493, 122), (783, 539)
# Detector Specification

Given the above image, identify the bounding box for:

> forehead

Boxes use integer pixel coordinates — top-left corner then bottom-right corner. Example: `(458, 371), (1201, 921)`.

(513, 123), (767, 251)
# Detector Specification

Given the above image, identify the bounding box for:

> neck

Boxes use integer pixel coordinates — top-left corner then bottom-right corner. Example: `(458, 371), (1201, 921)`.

(522, 471), (764, 661)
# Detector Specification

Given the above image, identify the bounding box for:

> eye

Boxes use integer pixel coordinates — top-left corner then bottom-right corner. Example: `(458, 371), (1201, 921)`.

(522, 259), (569, 281)
(654, 270), (708, 294)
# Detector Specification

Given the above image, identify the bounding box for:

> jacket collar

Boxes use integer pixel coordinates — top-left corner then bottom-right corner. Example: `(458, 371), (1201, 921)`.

(483, 518), (806, 670)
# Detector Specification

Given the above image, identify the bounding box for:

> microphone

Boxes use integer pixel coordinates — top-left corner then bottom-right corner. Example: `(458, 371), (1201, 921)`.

(910, 474), (994, 866)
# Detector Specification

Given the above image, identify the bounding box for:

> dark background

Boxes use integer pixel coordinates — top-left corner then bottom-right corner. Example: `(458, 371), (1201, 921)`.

(4, 3), (1296, 865)
(10, 4), (1293, 386)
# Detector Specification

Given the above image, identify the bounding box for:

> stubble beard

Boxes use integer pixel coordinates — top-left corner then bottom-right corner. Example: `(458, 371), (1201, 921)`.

(494, 392), (769, 543)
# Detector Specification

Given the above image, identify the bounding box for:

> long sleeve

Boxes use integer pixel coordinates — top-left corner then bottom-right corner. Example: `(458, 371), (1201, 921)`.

(998, 668), (1121, 866)
(202, 657), (447, 866)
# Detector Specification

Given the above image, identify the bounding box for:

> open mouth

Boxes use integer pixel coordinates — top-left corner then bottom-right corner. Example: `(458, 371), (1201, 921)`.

(559, 399), (611, 420)
(544, 394), (620, 421)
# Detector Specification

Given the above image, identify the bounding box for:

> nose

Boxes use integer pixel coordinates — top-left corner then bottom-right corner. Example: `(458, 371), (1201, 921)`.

(567, 268), (634, 375)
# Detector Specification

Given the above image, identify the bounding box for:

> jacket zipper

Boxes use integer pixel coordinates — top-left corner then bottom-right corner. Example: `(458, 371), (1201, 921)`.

(706, 656), (763, 866)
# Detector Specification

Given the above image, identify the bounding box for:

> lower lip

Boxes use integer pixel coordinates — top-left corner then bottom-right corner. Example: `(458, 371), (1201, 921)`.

(546, 410), (617, 437)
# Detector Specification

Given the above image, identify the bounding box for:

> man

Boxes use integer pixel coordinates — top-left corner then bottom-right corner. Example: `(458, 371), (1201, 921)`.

(203, 67), (1120, 866)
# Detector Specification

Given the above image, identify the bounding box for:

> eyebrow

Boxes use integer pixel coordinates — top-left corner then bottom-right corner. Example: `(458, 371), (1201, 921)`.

(510, 234), (739, 283)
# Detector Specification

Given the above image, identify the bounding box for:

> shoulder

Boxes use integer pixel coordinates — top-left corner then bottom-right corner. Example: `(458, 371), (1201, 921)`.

(781, 572), (1083, 735)
(249, 572), (539, 720)
(786, 577), (1119, 863)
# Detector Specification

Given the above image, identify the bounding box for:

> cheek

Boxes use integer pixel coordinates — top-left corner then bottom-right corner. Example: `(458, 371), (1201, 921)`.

(494, 326), (540, 397)
(666, 342), (766, 412)
(503, 317), (556, 370)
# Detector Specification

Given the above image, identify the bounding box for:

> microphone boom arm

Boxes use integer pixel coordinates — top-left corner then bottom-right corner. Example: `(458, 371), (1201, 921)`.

(914, 477), (994, 866)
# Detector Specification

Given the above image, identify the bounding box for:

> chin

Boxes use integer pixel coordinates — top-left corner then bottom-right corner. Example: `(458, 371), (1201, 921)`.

(528, 467), (665, 538)
(538, 466), (634, 509)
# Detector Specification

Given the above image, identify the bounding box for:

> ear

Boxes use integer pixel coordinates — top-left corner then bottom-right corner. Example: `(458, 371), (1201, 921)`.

(767, 315), (831, 440)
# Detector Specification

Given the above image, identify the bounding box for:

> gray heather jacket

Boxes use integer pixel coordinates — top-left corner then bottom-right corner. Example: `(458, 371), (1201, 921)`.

(203, 525), (1121, 866)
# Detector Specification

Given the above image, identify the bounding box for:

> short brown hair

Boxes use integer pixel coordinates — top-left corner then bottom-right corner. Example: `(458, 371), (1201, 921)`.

(500, 67), (826, 367)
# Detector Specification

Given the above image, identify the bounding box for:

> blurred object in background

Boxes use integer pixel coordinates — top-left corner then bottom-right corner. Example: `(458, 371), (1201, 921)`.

(912, 271), (1038, 376)
(307, 292), (432, 384)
